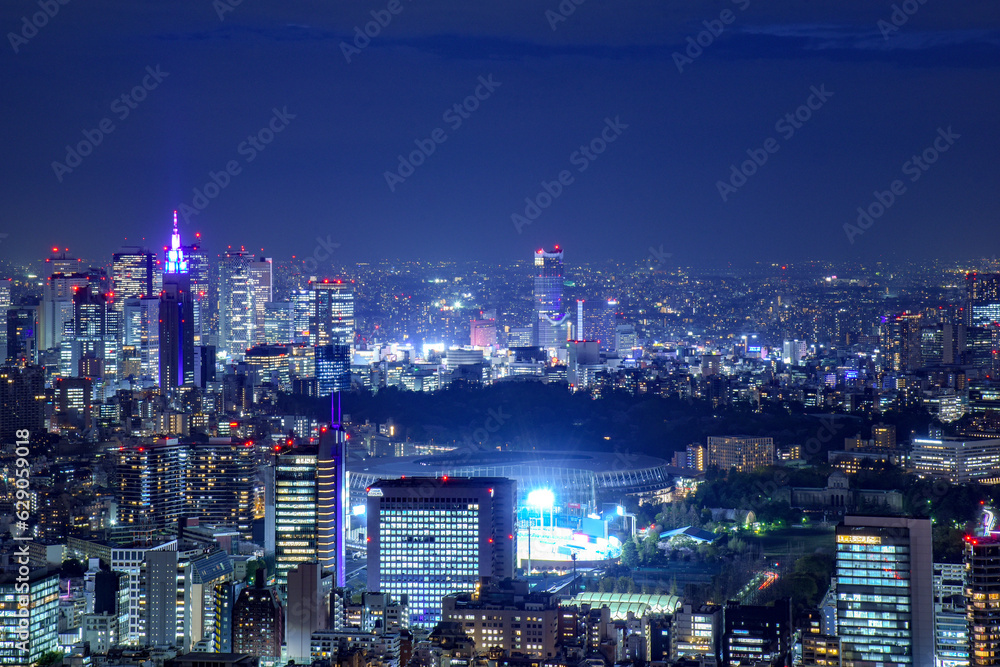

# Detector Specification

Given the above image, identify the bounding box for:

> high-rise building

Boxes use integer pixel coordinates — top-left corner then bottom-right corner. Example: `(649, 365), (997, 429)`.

(0, 365), (45, 442)
(123, 296), (161, 384)
(65, 288), (119, 380)
(707, 435), (775, 472)
(933, 561), (967, 667)
(576, 298), (616, 351)
(316, 344), (350, 396)
(311, 279), (354, 347)
(286, 562), (329, 663)
(116, 439), (188, 530)
(113, 246), (160, 310)
(533, 247), (564, 348)
(0, 279), (10, 358)
(671, 603), (720, 660)
(248, 257), (273, 346)
(367, 477), (516, 627)
(264, 301), (295, 344)
(232, 570), (283, 658)
(966, 273), (1000, 327)
(145, 549), (186, 650)
(39, 270), (88, 352)
(292, 288), (313, 344)
(966, 534), (1000, 666)
(6, 307), (37, 364)
(274, 447), (319, 592)
(160, 213), (196, 388)
(318, 426), (348, 586)
(187, 439), (256, 541)
(0, 566), (59, 666)
(219, 251), (255, 362)
(213, 580), (244, 653)
(836, 515), (933, 666)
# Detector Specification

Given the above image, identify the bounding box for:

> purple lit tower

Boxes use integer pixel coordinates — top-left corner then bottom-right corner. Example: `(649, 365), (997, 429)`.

(318, 392), (348, 586)
(159, 212), (195, 387)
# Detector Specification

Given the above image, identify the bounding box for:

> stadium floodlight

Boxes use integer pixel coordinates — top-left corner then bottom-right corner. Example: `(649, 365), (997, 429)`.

(527, 488), (555, 510)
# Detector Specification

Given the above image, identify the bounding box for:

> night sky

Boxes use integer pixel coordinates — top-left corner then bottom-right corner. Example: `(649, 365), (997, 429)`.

(1, 0), (999, 267)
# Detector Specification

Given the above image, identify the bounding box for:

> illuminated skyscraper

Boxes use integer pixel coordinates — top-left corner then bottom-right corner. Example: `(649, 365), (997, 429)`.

(318, 420), (347, 585)
(249, 257), (273, 346)
(316, 343), (350, 396)
(123, 296), (160, 384)
(187, 438), (256, 541)
(0, 567), (59, 666)
(274, 447), (319, 592)
(533, 247), (565, 348)
(116, 439), (187, 530)
(576, 298), (616, 352)
(219, 251), (254, 361)
(160, 212), (196, 388)
(311, 279), (355, 347)
(965, 531), (1000, 666)
(112, 246), (159, 308)
(367, 477), (516, 627)
(966, 273), (1000, 327)
(5, 308), (36, 364)
(835, 515), (933, 666)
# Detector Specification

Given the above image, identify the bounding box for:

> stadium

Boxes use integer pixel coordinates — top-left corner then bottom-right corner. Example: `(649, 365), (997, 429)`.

(347, 448), (679, 508)
(348, 448), (683, 567)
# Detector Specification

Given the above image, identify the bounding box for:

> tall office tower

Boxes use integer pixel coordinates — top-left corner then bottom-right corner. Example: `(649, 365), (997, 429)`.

(0, 279), (10, 358)
(116, 440), (187, 530)
(316, 344), (350, 396)
(292, 288), (313, 343)
(66, 288), (119, 379)
(966, 273), (1000, 327)
(274, 447), (319, 592)
(533, 247), (564, 347)
(367, 477), (516, 627)
(39, 270), (88, 352)
(123, 296), (161, 384)
(177, 226), (209, 345)
(932, 561), (967, 667)
(44, 248), (82, 276)
(0, 365), (45, 441)
(576, 298), (616, 351)
(707, 435), (775, 472)
(836, 516), (933, 666)
(0, 567), (59, 666)
(160, 214), (196, 388)
(470, 317), (497, 348)
(318, 421), (347, 585)
(722, 599), (792, 665)
(882, 312), (924, 372)
(249, 257), (273, 346)
(286, 562), (329, 664)
(311, 279), (355, 347)
(113, 246), (159, 310)
(187, 439), (255, 541)
(6, 307), (37, 364)
(233, 570), (284, 659)
(219, 251), (255, 361)
(966, 534), (1000, 665)
(965, 327), (1000, 375)
(264, 301), (295, 344)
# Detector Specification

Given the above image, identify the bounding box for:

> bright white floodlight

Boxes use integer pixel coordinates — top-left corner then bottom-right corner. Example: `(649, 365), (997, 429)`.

(527, 489), (555, 510)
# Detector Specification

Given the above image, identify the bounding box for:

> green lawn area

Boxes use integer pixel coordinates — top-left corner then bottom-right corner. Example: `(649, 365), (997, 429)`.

(752, 526), (836, 558)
